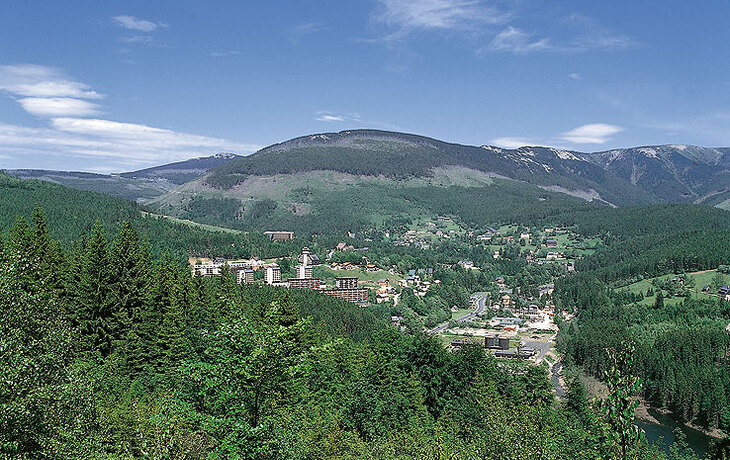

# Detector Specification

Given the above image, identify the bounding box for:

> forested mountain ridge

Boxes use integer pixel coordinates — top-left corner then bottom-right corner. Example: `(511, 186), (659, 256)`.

(0, 171), (287, 259)
(202, 130), (730, 206)
(3, 153), (238, 202)
(203, 130), (653, 206)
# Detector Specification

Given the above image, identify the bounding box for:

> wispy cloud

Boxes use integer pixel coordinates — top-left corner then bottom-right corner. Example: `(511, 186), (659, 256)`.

(0, 120), (260, 172)
(485, 27), (550, 54)
(112, 15), (166, 32)
(119, 35), (154, 44)
(289, 23), (326, 44)
(0, 64), (103, 99)
(490, 137), (537, 149)
(211, 50), (241, 58)
(372, 0), (509, 40)
(17, 97), (101, 117)
(0, 64), (261, 171)
(315, 111), (362, 123)
(560, 123), (624, 144)
(569, 73), (582, 80)
(483, 14), (634, 55)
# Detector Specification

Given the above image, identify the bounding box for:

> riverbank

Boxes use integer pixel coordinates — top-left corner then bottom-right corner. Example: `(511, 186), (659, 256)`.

(635, 400), (724, 440)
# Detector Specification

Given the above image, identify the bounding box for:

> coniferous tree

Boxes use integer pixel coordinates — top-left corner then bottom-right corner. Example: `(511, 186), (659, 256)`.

(71, 221), (115, 355)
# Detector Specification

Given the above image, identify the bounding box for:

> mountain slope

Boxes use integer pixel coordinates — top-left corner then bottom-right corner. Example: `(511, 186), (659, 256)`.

(0, 171), (274, 259)
(205, 130), (653, 206)
(584, 145), (730, 203)
(120, 152), (238, 184)
(4, 153), (239, 203)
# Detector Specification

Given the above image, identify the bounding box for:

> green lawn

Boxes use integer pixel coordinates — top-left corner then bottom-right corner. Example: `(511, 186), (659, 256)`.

(450, 307), (473, 321)
(622, 269), (722, 306)
(142, 211), (242, 234)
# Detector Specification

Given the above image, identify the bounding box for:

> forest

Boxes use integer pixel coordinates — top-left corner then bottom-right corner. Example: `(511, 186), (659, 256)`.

(1, 208), (713, 459)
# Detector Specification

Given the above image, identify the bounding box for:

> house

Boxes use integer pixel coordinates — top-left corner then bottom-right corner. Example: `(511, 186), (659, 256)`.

(365, 264), (379, 272)
(437, 216), (452, 222)
(378, 278), (390, 288)
(457, 260), (475, 269)
(718, 286), (730, 301)
(538, 284), (555, 297)
(545, 239), (558, 248)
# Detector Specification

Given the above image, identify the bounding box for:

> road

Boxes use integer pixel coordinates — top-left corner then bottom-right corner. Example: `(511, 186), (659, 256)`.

(428, 292), (488, 334)
(522, 337), (552, 364)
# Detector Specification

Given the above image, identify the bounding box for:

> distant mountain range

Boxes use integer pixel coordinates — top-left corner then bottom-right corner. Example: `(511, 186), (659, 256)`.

(203, 130), (730, 207)
(6, 130), (730, 232)
(3, 153), (239, 202)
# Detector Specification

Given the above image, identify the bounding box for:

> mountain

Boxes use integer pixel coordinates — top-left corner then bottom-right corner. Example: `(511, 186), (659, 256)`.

(120, 152), (239, 184)
(584, 145), (730, 207)
(204, 130), (653, 206)
(0, 171), (275, 259)
(145, 130), (730, 234)
(3, 153), (239, 203)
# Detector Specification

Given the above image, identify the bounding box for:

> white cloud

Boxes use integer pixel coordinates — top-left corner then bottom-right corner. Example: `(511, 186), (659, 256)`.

(490, 137), (535, 149)
(373, 0), (508, 39)
(211, 50), (241, 58)
(316, 115), (346, 122)
(112, 15), (166, 32)
(289, 23), (326, 43)
(484, 25), (633, 55)
(315, 111), (361, 123)
(18, 97), (101, 117)
(0, 64), (260, 171)
(119, 35), (154, 44)
(560, 123), (623, 144)
(569, 73), (582, 80)
(486, 27), (550, 54)
(0, 119), (261, 171)
(0, 64), (103, 99)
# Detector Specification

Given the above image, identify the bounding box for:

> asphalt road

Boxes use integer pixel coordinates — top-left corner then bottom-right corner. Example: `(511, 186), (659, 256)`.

(428, 292), (488, 334)
(522, 338), (552, 363)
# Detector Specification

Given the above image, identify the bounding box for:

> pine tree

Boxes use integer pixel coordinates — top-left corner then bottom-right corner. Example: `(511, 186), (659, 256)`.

(71, 221), (115, 355)
(109, 222), (151, 355)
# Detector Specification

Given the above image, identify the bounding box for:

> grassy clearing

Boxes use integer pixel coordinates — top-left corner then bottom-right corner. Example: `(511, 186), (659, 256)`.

(622, 269), (722, 306)
(142, 211), (242, 234)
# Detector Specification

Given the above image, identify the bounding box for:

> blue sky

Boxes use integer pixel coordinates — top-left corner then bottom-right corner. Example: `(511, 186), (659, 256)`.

(2, 0), (730, 172)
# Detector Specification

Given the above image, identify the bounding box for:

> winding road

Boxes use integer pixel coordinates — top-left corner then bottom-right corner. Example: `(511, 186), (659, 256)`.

(428, 292), (488, 334)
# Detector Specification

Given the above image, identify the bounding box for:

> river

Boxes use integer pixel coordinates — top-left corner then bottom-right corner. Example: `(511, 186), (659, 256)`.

(636, 407), (716, 458)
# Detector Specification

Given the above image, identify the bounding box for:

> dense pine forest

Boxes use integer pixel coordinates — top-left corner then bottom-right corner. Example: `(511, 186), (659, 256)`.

(2, 208), (717, 459)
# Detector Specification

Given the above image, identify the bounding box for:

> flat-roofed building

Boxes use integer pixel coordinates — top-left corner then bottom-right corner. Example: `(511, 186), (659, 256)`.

(265, 266), (281, 285)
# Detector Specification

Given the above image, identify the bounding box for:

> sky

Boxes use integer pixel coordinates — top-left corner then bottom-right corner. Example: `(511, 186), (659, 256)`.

(2, 1), (730, 173)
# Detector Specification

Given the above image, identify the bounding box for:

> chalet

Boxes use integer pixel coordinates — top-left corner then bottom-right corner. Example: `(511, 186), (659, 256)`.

(545, 239), (558, 248)
(718, 286), (730, 301)
(437, 216), (452, 222)
(378, 278), (390, 288)
(457, 260), (476, 270)
(538, 283), (555, 297)
(365, 264), (379, 272)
